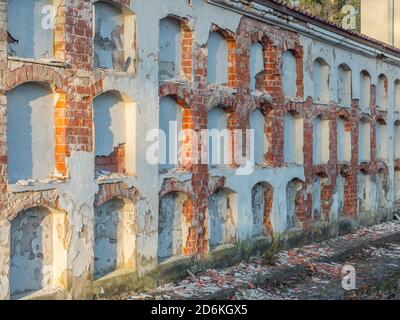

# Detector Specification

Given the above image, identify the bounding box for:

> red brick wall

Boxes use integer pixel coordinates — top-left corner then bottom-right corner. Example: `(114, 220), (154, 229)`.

(0, 0), (394, 262)
(95, 144), (126, 175)
(263, 186), (273, 236)
(159, 17), (307, 256)
(0, 1), (6, 213)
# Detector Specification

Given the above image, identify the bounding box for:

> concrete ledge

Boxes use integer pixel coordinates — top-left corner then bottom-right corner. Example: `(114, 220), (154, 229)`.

(154, 255), (195, 283)
(93, 269), (155, 299)
(18, 288), (67, 300)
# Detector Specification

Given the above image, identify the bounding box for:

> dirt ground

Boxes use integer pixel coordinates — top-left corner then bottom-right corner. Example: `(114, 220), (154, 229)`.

(115, 221), (400, 300)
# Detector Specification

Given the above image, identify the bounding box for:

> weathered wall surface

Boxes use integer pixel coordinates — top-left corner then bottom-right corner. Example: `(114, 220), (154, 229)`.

(0, 0), (400, 299)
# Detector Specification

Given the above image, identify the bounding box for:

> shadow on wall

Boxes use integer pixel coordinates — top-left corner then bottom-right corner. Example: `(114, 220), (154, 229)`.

(282, 50), (297, 97)
(94, 1), (124, 70)
(251, 182), (273, 238)
(8, 0), (55, 58)
(94, 198), (136, 280)
(94, 199), (122, 279)
(159, 97), (183, 172)
(94, 1), (135, 72)
(249, 42), (264, 92)
(94, 91), (126, 159)
(158, 192), (190, 262)
(207, 31), (228, 85)
(208, 188), (237, 249)
(208, 106), (228, 167)
(10, 206), (68, 299)
(10, 207), (45, 298)
(249, 109), (267, 165)
(7, 82), (55, 183)
(159, 17), (182, 82)
(286, 179), (303, 230)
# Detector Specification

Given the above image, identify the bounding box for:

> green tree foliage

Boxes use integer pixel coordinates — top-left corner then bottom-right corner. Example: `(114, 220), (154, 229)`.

(283, 0), (361, 31)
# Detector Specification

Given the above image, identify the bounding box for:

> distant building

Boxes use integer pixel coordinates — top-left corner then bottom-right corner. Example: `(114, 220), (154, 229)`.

(362, 0), (400, 47)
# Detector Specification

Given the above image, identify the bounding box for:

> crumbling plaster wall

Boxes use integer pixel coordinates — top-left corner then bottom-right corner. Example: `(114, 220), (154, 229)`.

(1, 0), (400, 300)
(9, 206), (68, 298)
(7, 0), (58, 59)
(303, 31), (400, 187)
(94, 198), (136, 279)
(94, 1), (135, 72)
(7, 82), (56, 184)
(158, 192), (188, 260)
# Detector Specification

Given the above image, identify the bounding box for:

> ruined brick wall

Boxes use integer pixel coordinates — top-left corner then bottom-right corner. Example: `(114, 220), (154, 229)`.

(0, 0), (400, 300)
(0, 1), (7, 214)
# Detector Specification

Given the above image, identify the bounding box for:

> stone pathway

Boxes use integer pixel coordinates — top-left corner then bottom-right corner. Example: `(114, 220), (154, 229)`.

(116, 221), (400, 300)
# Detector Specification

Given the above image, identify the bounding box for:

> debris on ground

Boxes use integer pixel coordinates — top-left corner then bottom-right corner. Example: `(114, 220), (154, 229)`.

(115, 221), (400, 300)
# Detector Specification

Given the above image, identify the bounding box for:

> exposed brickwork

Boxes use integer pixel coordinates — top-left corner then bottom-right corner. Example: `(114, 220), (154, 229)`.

(263, 186), (273, 236)
(6, 190), (60, 221)
(0, 0), (7, 213)
(0, 0), (399, 300)
(94, 182), (140, 208)
(95, 144), (126, 175)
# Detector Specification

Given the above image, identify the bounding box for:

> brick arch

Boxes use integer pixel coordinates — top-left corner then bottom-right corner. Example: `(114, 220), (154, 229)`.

(250, 97), (272, 116)
(283, 100), (303, 115)
(93, 88), (135, 103)
(94, 182), (140, 208)
(376, 115), (387, 125)
(207, 94), (236, 112)
(91, 78), (105, 98)
(376, 160), (389, 175)
(159, 82), (191, 109)
(359, 113), (371, 122)
(208, 176), (226, 196)
(313, 166), (331, 180)
(311, 110), (330, 121)
(210, 24), (235, 42)
(159, 178), (194, 198)
(163, 14), (191, 30)
(337, 107), (351, 122)
(7, 191), (63, 222)
(359, 162), (371, 175)
(339, 163), (352, 177)
(92, 0), (132, 12)
(5, 66), (65, 91)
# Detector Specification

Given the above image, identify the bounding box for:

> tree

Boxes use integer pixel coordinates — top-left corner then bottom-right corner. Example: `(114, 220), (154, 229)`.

(284, 0), (361, 31)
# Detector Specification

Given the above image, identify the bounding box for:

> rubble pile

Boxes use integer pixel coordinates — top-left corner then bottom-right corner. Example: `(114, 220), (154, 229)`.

(121, 221), (400, 300)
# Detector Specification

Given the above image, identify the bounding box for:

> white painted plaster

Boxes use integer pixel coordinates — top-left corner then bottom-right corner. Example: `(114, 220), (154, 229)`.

(7, 82), (56, 183)
(159, 18), (182, 81)
(249, 42), (264, 92)
(249, 109), (267, 165)
(282, 50), (297, 97)
(284, 112), (303, 164)
(207, 32), (228, 85)
(8, 0), (55, 59)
